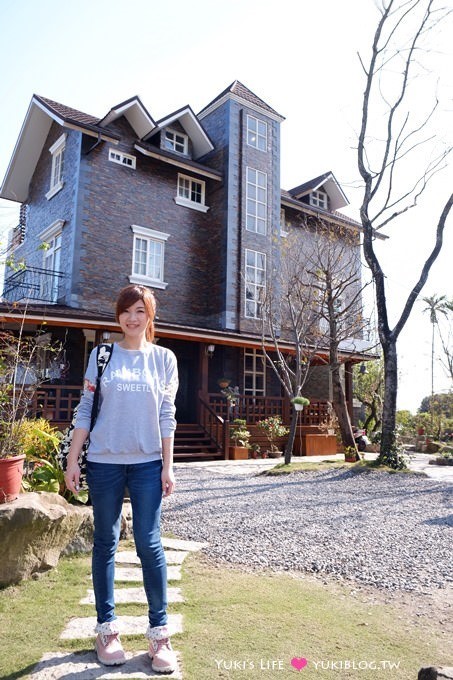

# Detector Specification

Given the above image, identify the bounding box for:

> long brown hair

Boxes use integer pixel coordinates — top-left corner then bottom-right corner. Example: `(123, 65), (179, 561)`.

(115, 285), (156, 342)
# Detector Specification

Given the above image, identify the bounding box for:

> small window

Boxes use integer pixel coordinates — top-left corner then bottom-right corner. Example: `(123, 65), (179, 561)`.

(247, 115), (267, 152)
(45, 133), (66, 200)
(175, 174), (209, 213)
(165, 129), (188, 155)
(246, 167), (267, 234)
(245, 249), (266, 319)
(310, 190), (328, 209)
(280, 208), (288, 237)
(130, 225), (170, 290)
(244, 348), (266, 396)
(109, 149), (136, 169)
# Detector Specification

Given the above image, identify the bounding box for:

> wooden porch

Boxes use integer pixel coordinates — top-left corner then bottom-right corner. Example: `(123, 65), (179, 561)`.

(30, 385), (336, 460)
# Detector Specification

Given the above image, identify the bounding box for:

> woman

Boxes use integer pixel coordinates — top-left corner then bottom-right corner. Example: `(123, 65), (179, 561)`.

(64, 284), (178, 674)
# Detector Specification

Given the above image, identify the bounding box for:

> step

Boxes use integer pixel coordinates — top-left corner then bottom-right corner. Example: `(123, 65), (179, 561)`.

(31, 650), (182, 678)
(113, 565), (181, 582)
(80, 586), (184, 605)
(61, 614), (183, 640)
(115, 550), (189, 565)
(161, 537), (207, 552)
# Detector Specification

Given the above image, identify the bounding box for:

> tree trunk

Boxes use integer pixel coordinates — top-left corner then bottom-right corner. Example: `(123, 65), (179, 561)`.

(284, 409), (298, 465)
(331, 361), (358, 458)
(378, 340), (398, 464)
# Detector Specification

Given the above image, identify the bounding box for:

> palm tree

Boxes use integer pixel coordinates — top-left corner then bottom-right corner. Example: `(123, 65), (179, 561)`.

(422, 295), (447, 405)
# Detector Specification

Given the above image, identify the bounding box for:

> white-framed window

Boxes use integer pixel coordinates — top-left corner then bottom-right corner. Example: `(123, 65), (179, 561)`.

(245, 249), (266, 319)
(175, 174), (209, 213)
(39, 219), (64, 302)
(247, 115), (267, 152)
(246, 167), (267, 234)
(244, 348), (266, 396)
(280, 208), (288, 237)
(108, 149), (136, 169)
(130, 225), (170, 289)
(165, 129), (188, 155)
(45, 133), (66, 200)
(310, 190), (328, 209)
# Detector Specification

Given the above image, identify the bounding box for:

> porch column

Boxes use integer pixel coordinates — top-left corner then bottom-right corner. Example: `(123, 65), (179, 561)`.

(199, 343), (209, 395)
(344, 361), (354, 420)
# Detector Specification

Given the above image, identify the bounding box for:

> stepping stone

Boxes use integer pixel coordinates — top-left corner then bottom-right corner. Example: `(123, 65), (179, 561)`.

(115, 550), (189, 565)
(161, 537), (206, 552)
(113, 566), (181, 582)
(30, 650), (182, 679)
(61, 614), (183, 640)
(80, 586), (184, 605)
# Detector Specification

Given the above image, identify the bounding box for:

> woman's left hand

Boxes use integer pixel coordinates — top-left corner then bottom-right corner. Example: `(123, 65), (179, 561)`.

(161, 466), (175, 497)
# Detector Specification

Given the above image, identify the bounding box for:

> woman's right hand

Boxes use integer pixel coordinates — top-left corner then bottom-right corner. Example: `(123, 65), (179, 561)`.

(64, 461), (81, 494)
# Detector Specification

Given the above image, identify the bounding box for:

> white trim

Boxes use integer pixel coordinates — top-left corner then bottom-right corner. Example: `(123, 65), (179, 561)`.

(39, 219), (65, 242)
(45, 180), (64, 200)
(108, 148), (136, 169)
(246, 166), (267, 234)
(246, 114), (267, 152)
(174, 196), (209, 213)
(134, 143), (221, 181)
(128, 274), (168, 290)
(131, 224), (170, 240)
(49, 133), (66, 155)
(245, 248), (266, 319)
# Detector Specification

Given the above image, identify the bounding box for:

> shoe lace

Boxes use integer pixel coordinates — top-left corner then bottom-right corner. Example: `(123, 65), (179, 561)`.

(154, 637), (172, 652)
(100, 632), (120, 647)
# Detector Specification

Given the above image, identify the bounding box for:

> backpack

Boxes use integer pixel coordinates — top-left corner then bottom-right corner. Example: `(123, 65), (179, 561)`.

(57, 343), (113, 490)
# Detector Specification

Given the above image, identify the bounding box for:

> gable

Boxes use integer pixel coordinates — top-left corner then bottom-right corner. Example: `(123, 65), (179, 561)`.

(143, 105), (214, 160)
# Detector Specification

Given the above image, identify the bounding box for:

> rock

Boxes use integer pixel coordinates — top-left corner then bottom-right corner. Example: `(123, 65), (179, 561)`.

(121, 500), (133, 539)
(418, 668), (453, 679)
(0, 492), (92, 586)
(62, 507), (93, 555)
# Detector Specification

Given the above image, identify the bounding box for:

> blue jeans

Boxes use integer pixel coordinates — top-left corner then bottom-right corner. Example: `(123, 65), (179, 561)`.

(87, 459), (167, 628)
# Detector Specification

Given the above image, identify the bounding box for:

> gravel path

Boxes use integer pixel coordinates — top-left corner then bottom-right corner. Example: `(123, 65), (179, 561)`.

(162, 466), (452, 593)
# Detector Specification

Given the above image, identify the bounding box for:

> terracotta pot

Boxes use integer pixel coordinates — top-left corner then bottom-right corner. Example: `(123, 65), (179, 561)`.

(229, 446), (249, 460)
(0, 454), (26, 503)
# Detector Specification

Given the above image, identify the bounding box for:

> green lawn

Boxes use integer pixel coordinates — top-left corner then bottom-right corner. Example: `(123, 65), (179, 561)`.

(0, 546), (450, 679)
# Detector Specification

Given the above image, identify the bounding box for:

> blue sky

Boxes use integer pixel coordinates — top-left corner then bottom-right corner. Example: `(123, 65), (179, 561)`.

(0, 0), (451, 412)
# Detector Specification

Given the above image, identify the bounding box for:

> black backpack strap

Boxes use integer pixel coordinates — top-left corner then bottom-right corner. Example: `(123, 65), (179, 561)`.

(90, 343), (114, 431)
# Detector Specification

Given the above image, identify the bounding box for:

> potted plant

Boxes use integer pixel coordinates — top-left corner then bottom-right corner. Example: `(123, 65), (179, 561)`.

(229, 419), (251, 460)
(291, 396), (310, 412)
(344, 446), (359, 463)
(257, 416), (289, 458)
(0, 325), (61, 503)
(217, 377), (231, 389)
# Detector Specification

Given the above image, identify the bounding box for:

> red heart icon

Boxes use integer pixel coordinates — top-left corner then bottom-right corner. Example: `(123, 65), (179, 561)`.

(291, 657), (308, 670)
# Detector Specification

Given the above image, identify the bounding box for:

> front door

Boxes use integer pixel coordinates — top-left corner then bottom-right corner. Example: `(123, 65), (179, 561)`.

(159, 340), (199, 423)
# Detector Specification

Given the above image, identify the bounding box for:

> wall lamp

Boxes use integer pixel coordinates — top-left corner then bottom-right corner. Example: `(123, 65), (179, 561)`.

(205, 343), (215, 358)
(102, 331), (111, 341)
(359, 362), (368, 375)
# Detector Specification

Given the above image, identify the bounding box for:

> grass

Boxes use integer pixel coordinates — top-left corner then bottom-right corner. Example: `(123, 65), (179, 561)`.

(0, 546), (450, 679)
(265, 459), (417, 476)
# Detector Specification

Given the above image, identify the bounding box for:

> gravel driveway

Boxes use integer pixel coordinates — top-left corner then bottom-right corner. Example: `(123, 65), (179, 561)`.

(162, 466), (452, 593)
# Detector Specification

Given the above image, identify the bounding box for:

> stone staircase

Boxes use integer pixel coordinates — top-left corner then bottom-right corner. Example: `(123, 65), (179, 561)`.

(30, 537), (206, 678)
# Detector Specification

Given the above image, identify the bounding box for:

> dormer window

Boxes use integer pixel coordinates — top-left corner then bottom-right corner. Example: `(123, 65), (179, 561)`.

(45, 133), (66, 200)
(310, 190), (328, 210)
(165, 129), (188, 155)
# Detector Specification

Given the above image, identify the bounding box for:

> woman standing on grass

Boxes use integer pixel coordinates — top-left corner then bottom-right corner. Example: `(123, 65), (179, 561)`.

(64, 284), (178, 675)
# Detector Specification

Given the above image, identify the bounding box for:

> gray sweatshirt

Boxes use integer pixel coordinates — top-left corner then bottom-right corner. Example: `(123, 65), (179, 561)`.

(75, 343), (178, 464)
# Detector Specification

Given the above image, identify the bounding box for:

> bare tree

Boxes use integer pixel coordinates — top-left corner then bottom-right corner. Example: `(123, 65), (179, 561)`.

(357, 0), (453, 466)
(438, 298), (453, 384)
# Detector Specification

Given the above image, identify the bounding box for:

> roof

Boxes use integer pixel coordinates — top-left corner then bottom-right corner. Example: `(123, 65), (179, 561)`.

(143, 104), (214, 159)
(287, 171), (349, 212)
(198, 80), (285, 122)
(97, 96), (156, 139)
(134, 141), (222, 181)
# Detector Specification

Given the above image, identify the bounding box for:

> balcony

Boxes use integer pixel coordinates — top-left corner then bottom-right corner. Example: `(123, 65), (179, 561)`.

(2, 266), (66, 304)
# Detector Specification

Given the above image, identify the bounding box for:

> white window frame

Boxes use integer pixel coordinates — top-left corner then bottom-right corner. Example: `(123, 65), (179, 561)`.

(280, 208), (288, 237)
(39, 219), (65, 302)
(45, 133), (66, 200)
(246, 115), (267, 152)
(165, 129), (189, 155)
(246, 167), (267, 234)
(244, 348), (266, 396)
(175, 174), (209, 213)
(310, 189), (328, 209)
(108, 148), (136, 169)
(245, 248), (266, 319)
(129, 225), (170, 290)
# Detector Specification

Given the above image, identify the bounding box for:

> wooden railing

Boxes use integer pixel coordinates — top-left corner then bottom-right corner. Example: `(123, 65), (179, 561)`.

(208, 393), (329, 426)
(198, 394), (229, 453)
(31, 384), (82, 429)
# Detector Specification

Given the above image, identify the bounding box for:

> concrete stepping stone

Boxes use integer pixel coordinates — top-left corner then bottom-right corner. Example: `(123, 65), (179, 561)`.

(30, 650), (182, 678)
(115, 550), (189, 565)
(114, 566), (181, 582)
(61, 614), (183, 640)
(161, 536), (206, 552)
(80, 586), (184, 605)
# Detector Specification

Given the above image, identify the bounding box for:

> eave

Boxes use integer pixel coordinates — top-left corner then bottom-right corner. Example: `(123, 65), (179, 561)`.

(134, 143), (222, 181)
(98, 96), (156, 139)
